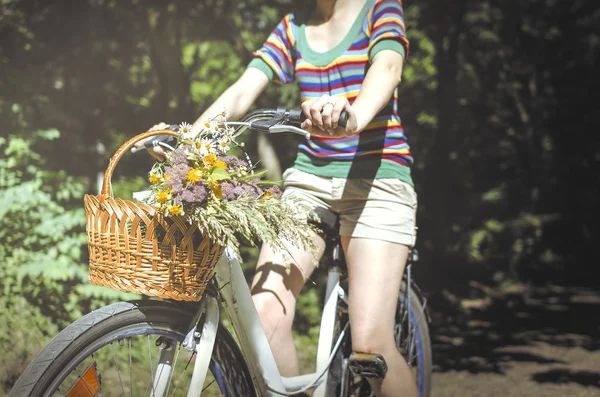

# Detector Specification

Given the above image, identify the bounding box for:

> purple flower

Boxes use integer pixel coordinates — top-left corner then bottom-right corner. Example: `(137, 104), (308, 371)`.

(221, 181), (237, 201)
(165, 163), (192, 184)
(166, 177), (184, 195)
(266, 185), (282, 198)
(174, 181), (209, 204)
(191, 184), (209, 203)
(221, 155), (248, 168)
(169, 144), (194, 164)
(235, 183), (262, 199)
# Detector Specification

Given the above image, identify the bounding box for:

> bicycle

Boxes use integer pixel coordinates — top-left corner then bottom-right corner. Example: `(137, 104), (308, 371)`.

(10, 108), (432, 397)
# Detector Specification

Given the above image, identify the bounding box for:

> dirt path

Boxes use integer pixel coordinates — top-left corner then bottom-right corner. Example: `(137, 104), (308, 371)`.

(429, 285), (600, 397)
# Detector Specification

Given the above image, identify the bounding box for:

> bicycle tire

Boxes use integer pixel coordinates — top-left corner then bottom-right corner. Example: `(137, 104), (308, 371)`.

(9, 300), (256, 397)
(397, 281), (432, 397)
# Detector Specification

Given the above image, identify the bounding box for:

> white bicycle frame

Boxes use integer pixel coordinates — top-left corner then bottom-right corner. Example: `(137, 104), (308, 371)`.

(153, 245), (347, 397)
(135, 115), (382, 396)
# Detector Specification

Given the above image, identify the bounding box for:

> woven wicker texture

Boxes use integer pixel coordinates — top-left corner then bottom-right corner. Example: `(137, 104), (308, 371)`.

(85, 130), (226, 301)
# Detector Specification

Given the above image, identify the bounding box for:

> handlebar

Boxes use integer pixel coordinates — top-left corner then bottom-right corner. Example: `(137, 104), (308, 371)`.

(130, 125), (179, 154)
(235, 107), (348, 139)
(131, 107), (349, 154)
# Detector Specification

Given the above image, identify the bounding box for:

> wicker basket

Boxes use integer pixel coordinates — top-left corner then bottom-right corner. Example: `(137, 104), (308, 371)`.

(85, 130), (226, 301)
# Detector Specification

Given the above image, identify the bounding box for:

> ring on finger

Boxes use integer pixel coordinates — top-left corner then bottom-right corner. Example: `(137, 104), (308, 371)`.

(324, 100), (336, 108)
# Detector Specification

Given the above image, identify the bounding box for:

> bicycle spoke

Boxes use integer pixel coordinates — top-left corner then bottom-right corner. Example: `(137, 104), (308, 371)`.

(165, 344), (181, 397)
(202, 378), (216, 392)
(111, 342), (126, 396)
(169, 351), (196, 396)
(129, 338), (133, 397)
(145, 335), (157, 397)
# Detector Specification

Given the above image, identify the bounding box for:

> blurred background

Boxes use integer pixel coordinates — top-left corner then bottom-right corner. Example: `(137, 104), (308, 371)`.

(1, 0), (599, 395)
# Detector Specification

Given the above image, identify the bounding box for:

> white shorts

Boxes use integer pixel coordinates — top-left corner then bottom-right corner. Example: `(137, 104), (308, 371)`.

(282, 168), (418, 247)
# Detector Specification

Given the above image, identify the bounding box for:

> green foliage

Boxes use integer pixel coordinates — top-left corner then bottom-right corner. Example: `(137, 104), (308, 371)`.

(0, 296), (58, 395)
(294, 288), (322, 372)
(1, 0), (599, 387)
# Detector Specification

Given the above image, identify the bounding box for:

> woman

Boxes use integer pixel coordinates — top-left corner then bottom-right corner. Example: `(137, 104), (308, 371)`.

(149, 1), (417, 395)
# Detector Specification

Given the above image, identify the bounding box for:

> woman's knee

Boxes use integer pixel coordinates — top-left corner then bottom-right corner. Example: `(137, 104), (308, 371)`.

(252, 291), (295, 332)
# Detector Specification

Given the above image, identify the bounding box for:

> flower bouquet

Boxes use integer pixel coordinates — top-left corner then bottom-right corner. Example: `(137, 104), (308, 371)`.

(141, 112), (319, 262)
(85, 111), (318, 300)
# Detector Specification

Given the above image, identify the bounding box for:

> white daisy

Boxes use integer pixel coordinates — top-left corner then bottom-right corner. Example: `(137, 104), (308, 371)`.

(179, 122), (193, 139)
(203, 120), (219, 134)
(198, 138), (216, 155)
(225, 126), (235, 141)
(217, 138), (230, 153)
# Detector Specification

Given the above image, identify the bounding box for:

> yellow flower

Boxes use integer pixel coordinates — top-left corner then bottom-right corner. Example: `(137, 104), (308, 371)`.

(148, 174), (163, 184)
(156, 190), (171, 203)
(168, 205), (184, 216)
(212, 184), (223, 200)
(187, 168), (203, 184)
(207, 179), (218, 189)
(215, 160), (227, 169)
(203, 153), (217, 166)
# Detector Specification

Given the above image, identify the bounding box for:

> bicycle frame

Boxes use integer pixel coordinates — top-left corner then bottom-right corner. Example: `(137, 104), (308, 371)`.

(173, 245), (345, 397)
(136, 110), (425, 396)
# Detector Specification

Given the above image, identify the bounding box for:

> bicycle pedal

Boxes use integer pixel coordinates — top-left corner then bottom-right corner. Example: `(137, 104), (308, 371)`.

(348, 352), (387, 379)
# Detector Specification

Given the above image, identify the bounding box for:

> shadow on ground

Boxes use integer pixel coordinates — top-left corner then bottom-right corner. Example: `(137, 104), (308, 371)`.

(532, 369), (600, 387)
(429, 284), (600, 388)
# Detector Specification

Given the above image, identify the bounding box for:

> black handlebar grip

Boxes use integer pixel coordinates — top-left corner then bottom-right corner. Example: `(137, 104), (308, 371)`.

(289, 108), (349, 128)
(337, 111), (349, 128)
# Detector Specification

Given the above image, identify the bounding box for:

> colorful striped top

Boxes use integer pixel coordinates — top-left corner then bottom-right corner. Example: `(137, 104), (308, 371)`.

(248, 0), (412, 184)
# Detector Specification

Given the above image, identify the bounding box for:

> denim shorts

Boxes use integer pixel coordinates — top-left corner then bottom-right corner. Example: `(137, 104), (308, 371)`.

(281, 168), (418, 247)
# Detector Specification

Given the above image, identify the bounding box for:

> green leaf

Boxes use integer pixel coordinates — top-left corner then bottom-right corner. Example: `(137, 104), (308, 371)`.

(210, 166), (231, 181)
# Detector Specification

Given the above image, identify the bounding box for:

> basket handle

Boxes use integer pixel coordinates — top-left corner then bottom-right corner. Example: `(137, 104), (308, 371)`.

(101, 130), (180, 196)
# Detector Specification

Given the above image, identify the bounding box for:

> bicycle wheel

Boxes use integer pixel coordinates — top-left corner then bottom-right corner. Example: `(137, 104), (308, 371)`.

(334, 280), (432, 397)
(395, 281), (432, 397)
(10, 300), (256, 397)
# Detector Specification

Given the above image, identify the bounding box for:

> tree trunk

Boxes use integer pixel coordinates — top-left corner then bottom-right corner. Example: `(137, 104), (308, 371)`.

(429, 0), (467, 286)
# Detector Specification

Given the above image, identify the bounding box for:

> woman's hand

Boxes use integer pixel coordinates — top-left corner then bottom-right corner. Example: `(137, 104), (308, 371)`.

(134, 122), (170, 161)
(300, 95), (359, 137)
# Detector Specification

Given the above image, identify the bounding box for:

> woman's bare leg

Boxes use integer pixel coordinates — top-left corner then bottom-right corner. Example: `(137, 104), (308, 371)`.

(343, 236), (418, 397)
(250, 231), (326, 376)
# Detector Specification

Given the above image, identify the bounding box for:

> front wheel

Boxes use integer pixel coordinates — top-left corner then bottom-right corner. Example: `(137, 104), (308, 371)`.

(10, 300), (256, 397)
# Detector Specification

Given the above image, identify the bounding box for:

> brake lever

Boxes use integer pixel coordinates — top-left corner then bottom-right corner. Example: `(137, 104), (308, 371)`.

(268, 125), (311, 139)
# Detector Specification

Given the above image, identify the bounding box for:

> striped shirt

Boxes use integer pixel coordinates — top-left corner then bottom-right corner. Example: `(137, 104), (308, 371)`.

(248, 0), (412, 184)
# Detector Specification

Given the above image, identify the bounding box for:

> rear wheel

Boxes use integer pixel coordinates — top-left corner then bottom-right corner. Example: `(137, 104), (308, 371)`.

(331, 280), (432, 397)
(395, 281), (432, 397)
(10, 300), (256, 397)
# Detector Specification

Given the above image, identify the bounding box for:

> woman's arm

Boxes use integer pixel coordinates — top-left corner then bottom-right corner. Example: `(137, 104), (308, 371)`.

(301, 49), (404, 136)
(352, 49), (404, 131)
(191, 67), (270, 132)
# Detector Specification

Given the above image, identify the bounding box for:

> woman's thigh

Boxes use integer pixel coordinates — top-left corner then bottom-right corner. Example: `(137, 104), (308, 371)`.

(249, 168), (331, 315)
(337, 179), (417, 247)
(250, 233), (325, 306)
(342, 236), (409, 349)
